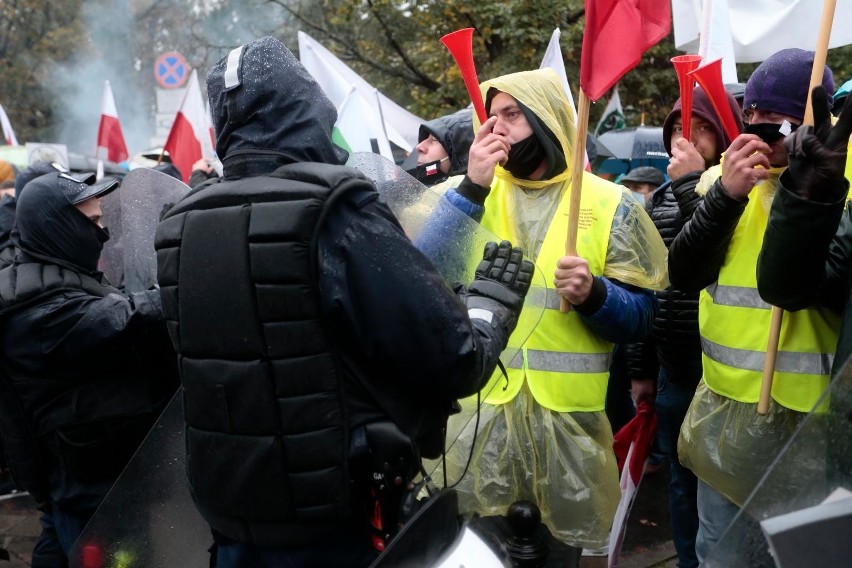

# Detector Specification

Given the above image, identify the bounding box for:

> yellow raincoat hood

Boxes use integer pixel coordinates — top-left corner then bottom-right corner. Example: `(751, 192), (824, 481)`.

(479, 69), (576, 190)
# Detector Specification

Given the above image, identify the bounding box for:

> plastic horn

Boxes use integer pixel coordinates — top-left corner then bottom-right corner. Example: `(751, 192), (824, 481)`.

(688, 59), (741, 143)
(440, 28), (488, 124)
(671, 55), (702, 141)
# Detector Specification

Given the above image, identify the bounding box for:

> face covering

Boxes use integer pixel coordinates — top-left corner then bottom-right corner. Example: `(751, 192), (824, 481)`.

(504, 134), (547, 179)
(630, 191), (645, 206)
(744, 121), (798, 144)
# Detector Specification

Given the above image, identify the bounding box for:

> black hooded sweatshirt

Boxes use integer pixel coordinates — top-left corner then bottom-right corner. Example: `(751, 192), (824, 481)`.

(0, 173), (178, 502)
(155, 36), (508, 549)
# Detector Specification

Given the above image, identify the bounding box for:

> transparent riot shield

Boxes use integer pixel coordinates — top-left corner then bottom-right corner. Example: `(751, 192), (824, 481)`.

(69, 391), (209, 568)
(346, 152), (547, 484)
(69, 154), (546, 567)
(704, 357), (852, 567)
(120, 168), (190, 293)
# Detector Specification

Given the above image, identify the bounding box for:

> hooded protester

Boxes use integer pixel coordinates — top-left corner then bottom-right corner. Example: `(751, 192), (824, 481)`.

(0, 161), (65, 269)
(408, 108), (474, 187)
(154, 36), (533, 567)
(425, 67), (668, 563)
(622, 85), (743, 568)
(668, 48), (839, 564)
(0, 171), (179, 558)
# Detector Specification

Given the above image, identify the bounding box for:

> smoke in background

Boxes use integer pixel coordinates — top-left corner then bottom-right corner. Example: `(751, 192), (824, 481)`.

(44, 0), (290, 160)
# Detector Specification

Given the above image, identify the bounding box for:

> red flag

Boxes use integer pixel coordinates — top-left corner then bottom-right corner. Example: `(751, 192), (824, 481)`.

(163, 69), (215, 184)
(580, 0), (671, 101)
(96, 80), (129, 163)
(608, 400), (657, 566)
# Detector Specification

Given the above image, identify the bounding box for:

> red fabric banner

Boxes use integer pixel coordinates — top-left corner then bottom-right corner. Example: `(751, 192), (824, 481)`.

(580, 0), (671, 101)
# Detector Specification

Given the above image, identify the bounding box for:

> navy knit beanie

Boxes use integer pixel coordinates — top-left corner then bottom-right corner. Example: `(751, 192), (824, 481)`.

(744, 48), (834, 121)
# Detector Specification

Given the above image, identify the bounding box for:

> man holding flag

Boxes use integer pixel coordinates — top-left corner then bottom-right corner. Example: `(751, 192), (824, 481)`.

(436, 67), (668, 560)
(668, 49), (841, 563)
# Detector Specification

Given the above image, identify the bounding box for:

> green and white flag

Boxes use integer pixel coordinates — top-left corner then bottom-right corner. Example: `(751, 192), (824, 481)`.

(594, 86), (625, 137)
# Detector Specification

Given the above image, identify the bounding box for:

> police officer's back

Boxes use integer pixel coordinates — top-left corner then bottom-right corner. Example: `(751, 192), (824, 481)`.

(154, 36), (531, 567)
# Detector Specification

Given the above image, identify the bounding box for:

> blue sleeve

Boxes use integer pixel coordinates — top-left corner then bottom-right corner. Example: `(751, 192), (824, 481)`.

(578, 277), (657, 344)
(413, 189), (486, 283)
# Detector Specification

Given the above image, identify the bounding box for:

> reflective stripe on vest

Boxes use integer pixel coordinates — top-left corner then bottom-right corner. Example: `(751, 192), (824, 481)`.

(477, 172), (621, 412)
(705, 282), (770, 310)
(701, 336), (833, 376)
(699, 172), (839, 412)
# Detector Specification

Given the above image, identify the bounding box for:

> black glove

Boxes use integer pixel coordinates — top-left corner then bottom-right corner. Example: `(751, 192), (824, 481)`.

(460, 240), (534, 337)
(782, 85), (852, 201)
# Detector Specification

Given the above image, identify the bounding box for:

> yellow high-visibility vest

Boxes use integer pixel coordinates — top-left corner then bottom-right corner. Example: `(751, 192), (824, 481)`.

(700, 173), (840, 412)
(478, 172), (622, 412)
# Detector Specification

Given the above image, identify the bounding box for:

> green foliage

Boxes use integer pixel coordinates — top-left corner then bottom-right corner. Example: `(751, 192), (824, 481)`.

(0, 0), (85, 143)
(2, 0), (852, 150)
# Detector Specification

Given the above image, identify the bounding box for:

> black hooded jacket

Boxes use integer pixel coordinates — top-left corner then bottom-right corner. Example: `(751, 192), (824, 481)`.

(417, 108), (474, 182)
(155, 37), (506, 549)
(0, 174), (178, 499)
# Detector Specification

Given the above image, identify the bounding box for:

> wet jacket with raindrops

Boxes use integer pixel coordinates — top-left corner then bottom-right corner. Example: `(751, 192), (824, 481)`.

(155, 36), (506, 549)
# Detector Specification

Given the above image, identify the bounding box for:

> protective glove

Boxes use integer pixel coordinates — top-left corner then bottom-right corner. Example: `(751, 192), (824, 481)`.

(782, 85), (852, 202)
(459, 240), (534, 338)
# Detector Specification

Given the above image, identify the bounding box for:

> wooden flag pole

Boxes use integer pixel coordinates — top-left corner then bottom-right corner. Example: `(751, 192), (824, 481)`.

(758, 0), (836, 416)
(560, 89), (591, 313)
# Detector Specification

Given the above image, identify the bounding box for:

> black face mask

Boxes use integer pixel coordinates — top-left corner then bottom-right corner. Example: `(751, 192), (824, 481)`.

(406, 159), (448, 186)
(744, 122), (798, 144)
(504, 134), (547, 179)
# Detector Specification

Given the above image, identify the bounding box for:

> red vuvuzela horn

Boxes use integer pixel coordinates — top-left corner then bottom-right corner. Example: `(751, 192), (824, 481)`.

(688, 58), (741, 143)
(440, 28), (488, 124)
(671, 54), (702, 141)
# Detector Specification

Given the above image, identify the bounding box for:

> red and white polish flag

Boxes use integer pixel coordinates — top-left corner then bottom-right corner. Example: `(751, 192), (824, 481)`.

(0, 100), (18, 146)
(163, 69), (215, 184)
(96, 80), (129, 163)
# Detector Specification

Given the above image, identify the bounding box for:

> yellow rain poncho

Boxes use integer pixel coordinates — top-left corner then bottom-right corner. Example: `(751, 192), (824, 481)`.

(441, 68), (668, 549)
(679, 164), (844, 507)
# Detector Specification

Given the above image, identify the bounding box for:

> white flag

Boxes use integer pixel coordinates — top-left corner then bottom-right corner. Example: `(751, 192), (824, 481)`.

(698, 0), (738, 84)
(0, 100), (19, 146)
(594, 86), (626, 137)
(674, 0), (852, 63)
(540, 28), (589, 169)
(298, 31), (424, 158)
(540, 28), (579, 125)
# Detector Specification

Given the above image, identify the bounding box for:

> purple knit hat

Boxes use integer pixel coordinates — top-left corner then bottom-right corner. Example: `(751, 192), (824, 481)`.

(744, 48), (834, 121)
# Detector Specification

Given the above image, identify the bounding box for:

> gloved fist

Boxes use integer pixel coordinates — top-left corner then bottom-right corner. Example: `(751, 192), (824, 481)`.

(461, 240), (534, 337)
(783, 85), (852, 201)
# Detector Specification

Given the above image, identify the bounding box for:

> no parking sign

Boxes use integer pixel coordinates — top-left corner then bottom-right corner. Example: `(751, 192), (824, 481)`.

(154, 52), (188, 89)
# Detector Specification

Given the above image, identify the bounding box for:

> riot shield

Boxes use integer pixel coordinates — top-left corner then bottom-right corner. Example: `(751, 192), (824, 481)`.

(98, 190), (124, 287)
(69, 391), (209, 568)
(347, 152), (547, 481)
(704, 357), (852, 567)
(120, 168), (190, 293)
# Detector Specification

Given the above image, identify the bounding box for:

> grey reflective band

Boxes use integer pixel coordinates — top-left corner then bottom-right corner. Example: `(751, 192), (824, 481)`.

(224, 45), (244, 89)
(508, 351), (523, 369)
(468, 308), (493, 324)
(705, 282), (771, 310)
(526, 349), (612, 374)
(701, 336), (833, 375)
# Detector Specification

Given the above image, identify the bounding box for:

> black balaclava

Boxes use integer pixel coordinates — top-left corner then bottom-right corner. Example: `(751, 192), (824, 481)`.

(15, 173), (110, 275)
(485, 87), (566, 181)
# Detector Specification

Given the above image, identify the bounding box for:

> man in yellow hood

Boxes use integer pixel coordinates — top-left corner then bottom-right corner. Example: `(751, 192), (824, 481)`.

(434, 68), (668, 561)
